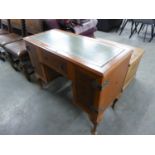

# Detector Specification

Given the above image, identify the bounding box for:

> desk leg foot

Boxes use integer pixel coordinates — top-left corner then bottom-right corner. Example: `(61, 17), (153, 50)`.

(38, 79), (47, 89)
(91, 123), (98, 135)
(0, 57), (5, 62)
(112, 99), (118, 109)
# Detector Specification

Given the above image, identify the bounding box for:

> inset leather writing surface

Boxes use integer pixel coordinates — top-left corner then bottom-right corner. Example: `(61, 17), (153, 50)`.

(31, 30), (124, 67)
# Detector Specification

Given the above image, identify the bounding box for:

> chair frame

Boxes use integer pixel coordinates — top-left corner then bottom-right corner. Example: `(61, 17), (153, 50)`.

(119, 19), (155, 42)
(0, 19), (11, 61)
(2, 19), (46, 81)
(3, 19), (34, 81)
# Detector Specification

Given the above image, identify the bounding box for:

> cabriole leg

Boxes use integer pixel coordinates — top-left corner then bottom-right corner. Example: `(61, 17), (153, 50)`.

(91, 122), (98, 135)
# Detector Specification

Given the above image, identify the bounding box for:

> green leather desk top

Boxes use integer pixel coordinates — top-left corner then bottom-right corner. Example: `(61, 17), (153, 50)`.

(29, 29), (124, 67)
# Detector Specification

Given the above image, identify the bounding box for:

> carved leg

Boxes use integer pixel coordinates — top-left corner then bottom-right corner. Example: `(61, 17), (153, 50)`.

(20, 59), (34, 82)
(112, 98), (118, 109)
(22, 63), (33, 81)
(0, 55), (5, 61)
(91, 122), (98, 135)
(0, 48), (6, 62)
(89, 113), (104, 135)
(119, 19), (128, 35)
(7, 54), (20, 71)
(38, 79), (47, 89)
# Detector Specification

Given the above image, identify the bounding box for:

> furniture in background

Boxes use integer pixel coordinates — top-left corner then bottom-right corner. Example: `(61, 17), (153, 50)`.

(0, 19), (10, 35)
(119, 19), (131, 35)
(0, 19), (12, 61)
(97, 19), (122, 32)
(43, 19), (97, 37)
(24, 29), (132, 134)
(119, 19), (155, 42)
(0, 19), (25, 62)
(0, 19), (24, 47)
(3, 19), (44, 81)
(130, 19), (155, 42)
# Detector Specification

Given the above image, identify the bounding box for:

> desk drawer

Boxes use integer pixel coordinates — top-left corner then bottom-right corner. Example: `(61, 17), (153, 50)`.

(40, 50), (67, 76)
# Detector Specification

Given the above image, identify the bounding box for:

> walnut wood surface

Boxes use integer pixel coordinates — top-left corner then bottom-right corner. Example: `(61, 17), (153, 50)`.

(24, 29), (132, 133)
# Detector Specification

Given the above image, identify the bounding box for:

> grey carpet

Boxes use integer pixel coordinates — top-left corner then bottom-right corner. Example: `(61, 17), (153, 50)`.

(0, 23), (155, 134)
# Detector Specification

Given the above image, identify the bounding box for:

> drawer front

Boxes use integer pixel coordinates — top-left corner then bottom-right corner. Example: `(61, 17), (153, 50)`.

(40, 50), (68, 76)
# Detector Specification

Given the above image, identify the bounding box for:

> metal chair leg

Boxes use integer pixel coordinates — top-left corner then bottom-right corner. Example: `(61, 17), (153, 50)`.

(138, 23), (144, 34)
(119, 19), (128, 35)
(22, 65), (32, 81)
(144, 24), (148, 42)
(149, 24), (154, 42)
(129, 21), (135, 38)
(129, 22), (139, 38)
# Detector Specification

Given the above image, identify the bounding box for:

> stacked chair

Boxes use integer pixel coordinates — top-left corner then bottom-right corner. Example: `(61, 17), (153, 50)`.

(0, 20), (9, 61)
(0, 19), (10, 35)
(0, 19), (24, 47)
(130, 19), (155, 42)
(0, 19), (18, 61)
(0, 19), (44, 81)
(5, 19), (44, 81)
(0, 19), (25, 61)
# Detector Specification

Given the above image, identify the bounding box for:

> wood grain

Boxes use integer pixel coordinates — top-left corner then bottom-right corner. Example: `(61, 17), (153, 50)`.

(24, 29), (132, 133)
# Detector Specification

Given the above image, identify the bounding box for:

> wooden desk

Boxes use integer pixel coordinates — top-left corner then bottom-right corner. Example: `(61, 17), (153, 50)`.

(24, 29), (132, 134)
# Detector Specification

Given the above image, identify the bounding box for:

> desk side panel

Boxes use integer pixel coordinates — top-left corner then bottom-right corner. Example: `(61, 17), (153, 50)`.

(25, 42), (48, 82)
(98, 51), (132, 110)
(71, 64), (103, 124)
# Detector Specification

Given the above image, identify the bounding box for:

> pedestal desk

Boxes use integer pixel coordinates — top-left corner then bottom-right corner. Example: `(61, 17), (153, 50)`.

(24, 29), (132, 134)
